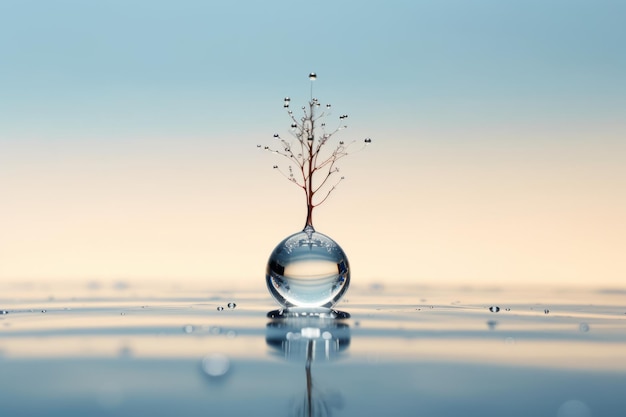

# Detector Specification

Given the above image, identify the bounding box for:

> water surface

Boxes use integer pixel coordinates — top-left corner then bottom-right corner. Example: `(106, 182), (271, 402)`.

(1, 282), (625, 416)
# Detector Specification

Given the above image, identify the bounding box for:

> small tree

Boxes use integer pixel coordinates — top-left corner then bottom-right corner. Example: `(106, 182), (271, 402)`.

(260, 73), (371, 230)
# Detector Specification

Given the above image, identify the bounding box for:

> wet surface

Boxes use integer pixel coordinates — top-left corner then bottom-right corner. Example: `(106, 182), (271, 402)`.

(1, 282), (625, 416)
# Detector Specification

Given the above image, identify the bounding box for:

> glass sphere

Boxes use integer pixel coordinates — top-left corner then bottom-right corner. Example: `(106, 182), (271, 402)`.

(266, 226), (350, 309)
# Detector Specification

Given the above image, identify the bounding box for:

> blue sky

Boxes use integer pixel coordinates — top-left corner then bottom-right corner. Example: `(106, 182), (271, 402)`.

(1, 0), (625, 288)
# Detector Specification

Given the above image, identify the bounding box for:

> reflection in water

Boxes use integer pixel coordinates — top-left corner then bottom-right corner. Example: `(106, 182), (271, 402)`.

(266, 316), (351, 416)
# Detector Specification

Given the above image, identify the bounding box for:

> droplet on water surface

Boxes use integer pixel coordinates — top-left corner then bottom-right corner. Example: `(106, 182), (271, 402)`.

(0, 310), (8, 315)
(201, 354), (230, 377)
(544, 309), (550, 314)
(183, 325), (194, 334)
(557, 399), (591, 417)
(217, 306), (224, 311)
(266, 228), (350, 309)
(227, 302), (236, 309)
(489, 306), (500, 313)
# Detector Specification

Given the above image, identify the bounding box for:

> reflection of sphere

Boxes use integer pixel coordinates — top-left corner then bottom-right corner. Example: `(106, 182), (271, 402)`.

(266, 319), (351, 361)
(266, 228), (350, 309)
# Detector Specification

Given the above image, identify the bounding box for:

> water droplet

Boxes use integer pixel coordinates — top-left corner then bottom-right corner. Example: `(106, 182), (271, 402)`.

(579, 323), (590, 332)
(505, 308), (511, 311)
(364, 138), (372, 143)
(201, 354), (230, 377)
(291, 123), (297, 128)
(266, 229), (350, 309)
(273, 133), (279, 138)
(557, 399), (591, 417)
(326, 104), (331, 108)
(489, 306), (500, 313)
(0, 310), (8, 315)
(183, 325), (194, 334)
(41, 310), (47, 313)
(544, 309), (550, 314)
(227, 302), (236, 309)
(120, 312), (125, 316)
(309, 72), (317, 80)
(217, 306), (224, 311)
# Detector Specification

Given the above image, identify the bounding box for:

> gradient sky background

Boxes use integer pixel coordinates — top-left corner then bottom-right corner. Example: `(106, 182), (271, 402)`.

(1, 0), (625, 290)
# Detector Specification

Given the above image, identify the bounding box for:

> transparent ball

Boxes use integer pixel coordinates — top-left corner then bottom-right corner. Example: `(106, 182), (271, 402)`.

(266, 227), (350, 309)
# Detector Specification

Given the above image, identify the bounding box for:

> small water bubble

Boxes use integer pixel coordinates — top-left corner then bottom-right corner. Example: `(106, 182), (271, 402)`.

(209, 326), (222, 335)
(309, 72), (317, 80)
(227, 302), (236, 309)
(217, 306), (224, 311)
(557, 399), (591, 417)
(579, 323), (590, 332)
(201, 354), (230, 377)
(489, 306), (500, 313)
(120, 312), (126, 316)
(0, 310), (8, 315)
(505, 308), (511, 311)
(41, 310), (47, 313)
(544, 309), (550, 314)
(183, 325), (194, 334)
